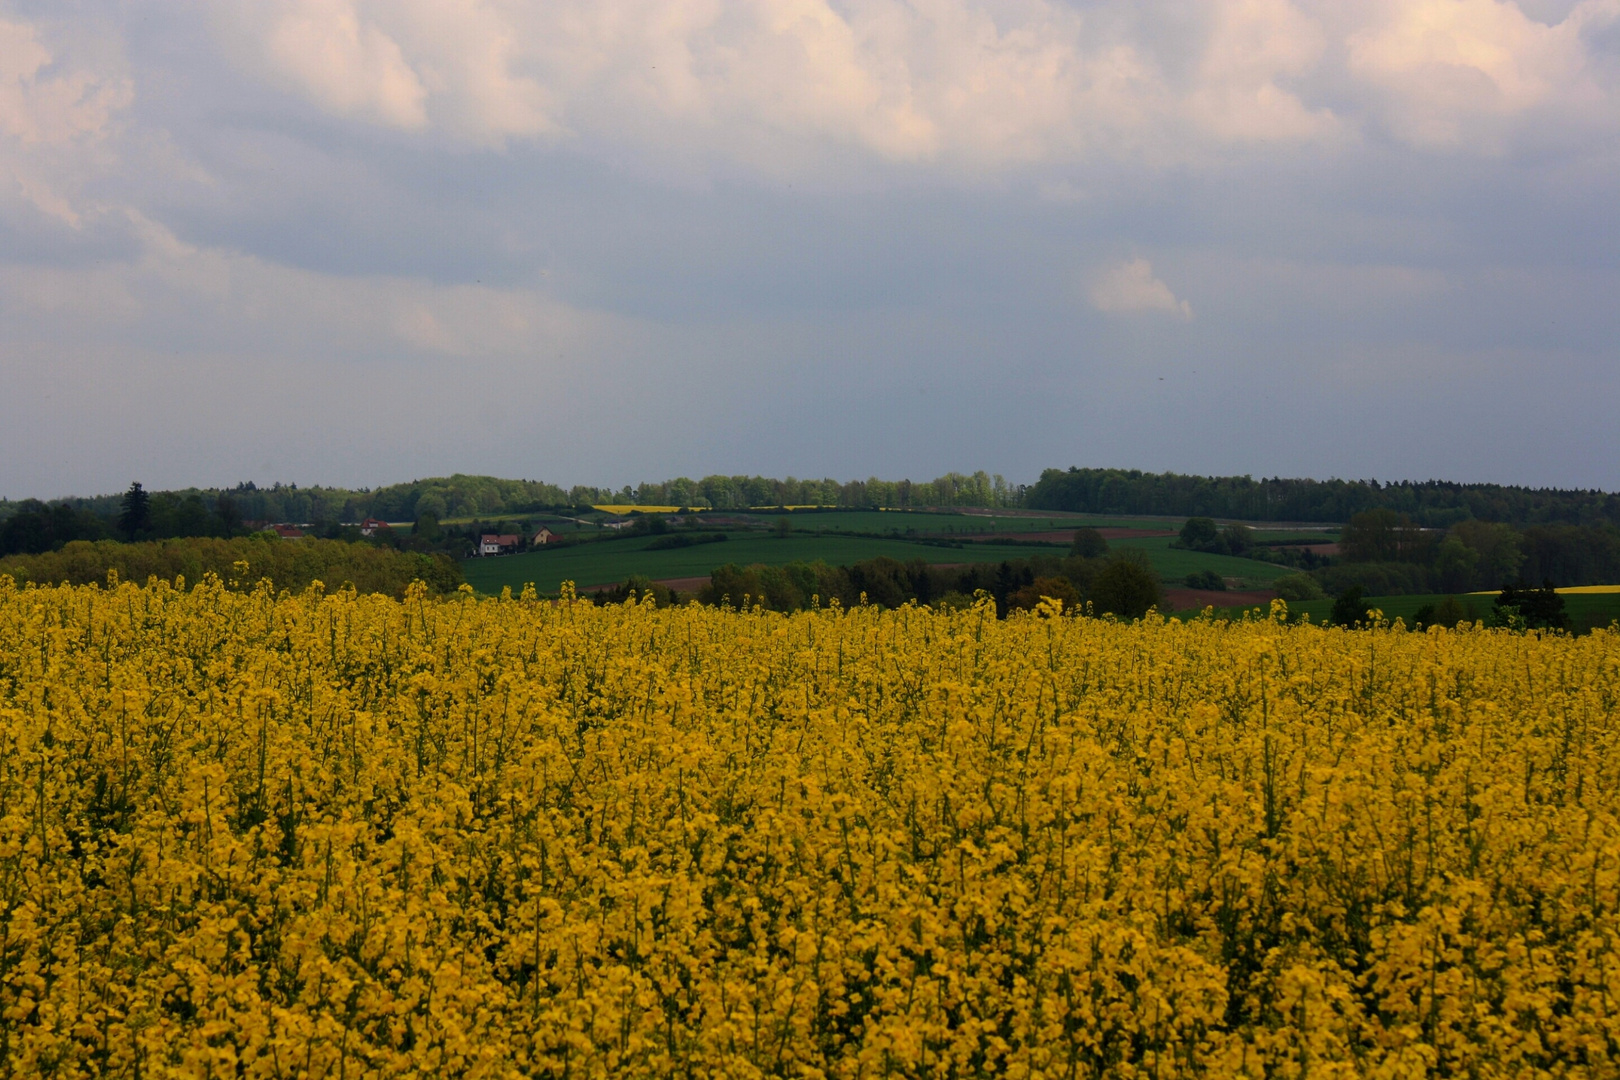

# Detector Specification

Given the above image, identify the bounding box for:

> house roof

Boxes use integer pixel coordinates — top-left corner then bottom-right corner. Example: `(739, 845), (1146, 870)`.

(482, 534), (520, 545)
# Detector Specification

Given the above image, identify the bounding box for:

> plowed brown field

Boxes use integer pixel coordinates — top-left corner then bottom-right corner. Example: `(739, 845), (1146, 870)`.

(970, 528), (1177, 543)
(1163, 588), (1279, 611)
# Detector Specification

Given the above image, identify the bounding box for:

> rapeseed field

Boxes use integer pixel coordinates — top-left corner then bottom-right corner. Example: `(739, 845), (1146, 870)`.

(1, 573), (1616, 1077)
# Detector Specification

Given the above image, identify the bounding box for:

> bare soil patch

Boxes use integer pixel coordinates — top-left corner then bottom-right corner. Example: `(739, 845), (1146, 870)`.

(1285, 542), (1340, 556)
(656, 577), (712, 594)
(580, 575), (712, 595)
(1163, 588), (1279, 611)
(970, 528), (1176, 543)
(579, 573), (712, 599)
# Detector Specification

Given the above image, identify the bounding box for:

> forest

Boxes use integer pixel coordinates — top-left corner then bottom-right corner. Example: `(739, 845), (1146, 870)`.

(1025, 467), (1620, 526)
(2, 470), (1023, 536)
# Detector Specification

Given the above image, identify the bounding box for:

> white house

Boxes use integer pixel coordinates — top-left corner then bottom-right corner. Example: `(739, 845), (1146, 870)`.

(480, 534), (520, 556)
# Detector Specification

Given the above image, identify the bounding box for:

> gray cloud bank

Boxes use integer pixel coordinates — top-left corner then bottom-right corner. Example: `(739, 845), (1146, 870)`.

(2, 0), (1617, 499)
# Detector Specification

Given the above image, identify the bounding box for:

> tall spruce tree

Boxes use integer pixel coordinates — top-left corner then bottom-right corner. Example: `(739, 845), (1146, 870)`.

(118, 482), (151, 540)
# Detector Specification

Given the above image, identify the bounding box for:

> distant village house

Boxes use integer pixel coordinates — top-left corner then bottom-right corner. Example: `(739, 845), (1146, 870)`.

(359, 517), (391, 537)
(270, 524), (306, 540)
(480, 534), (521, 556)
(533, 526), (556, 545)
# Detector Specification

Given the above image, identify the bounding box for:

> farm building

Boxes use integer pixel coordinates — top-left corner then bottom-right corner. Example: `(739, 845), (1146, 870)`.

(359, 517), (391, 537)
(533, 526), (556, 545)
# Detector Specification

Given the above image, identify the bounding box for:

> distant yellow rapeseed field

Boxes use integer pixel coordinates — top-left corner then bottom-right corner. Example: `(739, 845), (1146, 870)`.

(1, 574), (1617, 1077)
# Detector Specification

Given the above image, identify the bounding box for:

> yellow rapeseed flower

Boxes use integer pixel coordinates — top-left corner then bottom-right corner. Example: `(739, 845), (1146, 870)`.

(0, 572), (1614, 1077)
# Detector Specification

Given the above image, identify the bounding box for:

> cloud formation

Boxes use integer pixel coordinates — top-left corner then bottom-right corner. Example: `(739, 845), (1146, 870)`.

(203, 0), (1620, 169)
(1090, 259), (1193, 318)
(0, 17), (131, 225)
(1344, 0), (1620, 148)
(260, 1), (429, 130)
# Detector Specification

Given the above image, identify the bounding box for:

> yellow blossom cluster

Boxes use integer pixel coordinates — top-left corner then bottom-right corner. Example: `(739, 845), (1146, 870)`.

(1, 574), (1617, 1077)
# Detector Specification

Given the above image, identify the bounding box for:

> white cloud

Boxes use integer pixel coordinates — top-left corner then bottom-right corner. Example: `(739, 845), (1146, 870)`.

(1090, 258), (1193, 318)
(1187, 0), (1339, 143)
(261, 0), (429, 129)
(0, 17), (132, 225)
(0, 20), (128, 146)
(1342, 0), (1620, 147)
(3, 0), (1614, 215)
(207, 0), (1620, 171)
(213, 0), (1345, 168)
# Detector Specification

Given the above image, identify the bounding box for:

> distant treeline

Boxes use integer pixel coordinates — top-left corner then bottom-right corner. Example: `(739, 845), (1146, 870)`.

(0, 483), (480, 561)
(0, 537), (463, 597)
(6, 467), (1619, 553)
(22, 476), (576, 530)
(1027, 468), (1620, 527)
(3, 471), (1023, 535)
(618, 472), (1022, 511)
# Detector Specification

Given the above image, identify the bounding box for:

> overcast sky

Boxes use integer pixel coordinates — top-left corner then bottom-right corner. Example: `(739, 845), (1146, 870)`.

(2, 0), (1617, 500)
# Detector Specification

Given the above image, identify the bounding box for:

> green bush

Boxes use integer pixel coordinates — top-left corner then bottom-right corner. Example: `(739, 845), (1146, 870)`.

(1316, 561), (1431, 597)
(1183, 569), (1226, 591)
(1069, 528), (1110, 559)
(1179, 517), (1219, 550)
(1431, 596), (1470, 628)
(1091, 554), (1163, 619)
(1010, 576), (1082, 612)
(1272, 572), (1326, 601)
(1330, 586), (1369, 627)
(1493, 582), (1568, 631)
(593, 575), (681, 607)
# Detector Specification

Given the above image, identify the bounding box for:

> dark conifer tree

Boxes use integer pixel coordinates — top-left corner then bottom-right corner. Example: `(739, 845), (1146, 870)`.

(118, 482), (151, 540)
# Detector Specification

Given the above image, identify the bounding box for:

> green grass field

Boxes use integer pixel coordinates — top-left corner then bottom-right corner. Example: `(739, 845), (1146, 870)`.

(693, 509), (1180, 535)
(444, 508), (1179, 544)
(461, 535), (1034, 592)
(462, 530), (1291, 594)
(1116, 537), (1293, 585)
(450, 507), (1333, 595)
